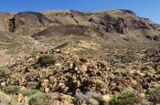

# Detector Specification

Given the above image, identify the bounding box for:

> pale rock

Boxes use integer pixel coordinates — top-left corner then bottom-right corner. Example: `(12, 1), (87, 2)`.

(81, 64), (88, 72)
(45, 87), (50, 93)
(102, 95), (111, 103)
(131, 79), (138, 85)
(0, 92), (11, 105)
(139, 93), (145, 98)
(42, 79), (49, 87)
(1, 82), (6, 87)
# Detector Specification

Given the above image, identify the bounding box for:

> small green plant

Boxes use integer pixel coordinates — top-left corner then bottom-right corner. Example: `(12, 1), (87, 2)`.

(28, 92), (48, 105)
(114, 63), (126, 69)
(0, 67), (11, 77)
(96, 80), (107, 89)
(109, 91), (141, 105)
(33, 63), (41, 69)
(96, 76), (103, 80)
(4, 86), (20, 94)
(38, 54), (55, 67)
(21, 89), (41, 97)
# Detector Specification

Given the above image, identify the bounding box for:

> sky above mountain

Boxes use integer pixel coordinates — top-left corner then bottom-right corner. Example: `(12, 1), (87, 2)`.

(0, 0), (159, 23)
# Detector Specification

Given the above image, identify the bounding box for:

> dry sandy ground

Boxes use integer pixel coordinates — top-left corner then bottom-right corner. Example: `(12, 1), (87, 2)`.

(0, 50), (12, 67)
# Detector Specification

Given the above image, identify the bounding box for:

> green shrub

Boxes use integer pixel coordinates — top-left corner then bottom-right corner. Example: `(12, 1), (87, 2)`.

(0, 67), (11, 77)
(114, 63), (126, 69)
(96, 76), (103, 81)
(4, 86), (20, 94)
(148, 86), (160, 104)
(33, 63), (41, 69)
(28, 92), (48, 105)
(38, 54), (55, 67)
(96, 80), (107, 89)
(109, 91), (140, 105)
(21, 89), (40, 97)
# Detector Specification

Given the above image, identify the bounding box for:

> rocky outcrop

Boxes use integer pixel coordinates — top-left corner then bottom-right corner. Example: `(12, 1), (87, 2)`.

(88, 12), (159, 35)
(8, 17), (15, 32)
(0, 12), (15, 32)
(145, 35), (160, 41)
(8, 12), (58, 35)
(101, 15), (127, 34)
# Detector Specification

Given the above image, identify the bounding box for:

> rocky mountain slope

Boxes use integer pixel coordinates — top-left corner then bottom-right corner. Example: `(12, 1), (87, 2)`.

(0, 9), (160, 105)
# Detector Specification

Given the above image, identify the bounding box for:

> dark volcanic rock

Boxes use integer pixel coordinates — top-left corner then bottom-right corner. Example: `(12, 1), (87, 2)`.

(100, 15), (127, 34)
(32, 25), (103, 39)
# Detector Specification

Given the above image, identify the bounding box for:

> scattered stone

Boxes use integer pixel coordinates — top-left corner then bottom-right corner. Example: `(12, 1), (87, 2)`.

(0, 92), (11, 105)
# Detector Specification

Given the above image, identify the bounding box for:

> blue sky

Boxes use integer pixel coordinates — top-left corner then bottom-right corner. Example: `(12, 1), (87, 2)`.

(0, 0), (159, 23)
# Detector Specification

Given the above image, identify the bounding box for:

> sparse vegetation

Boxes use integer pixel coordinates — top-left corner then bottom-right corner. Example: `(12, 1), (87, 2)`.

(0, 35), (22, 54)
(21, 89), (41, 97)
(37, 54), (55, 67)
(148, 86), (160, 104)
(4, 86), (20, 94)
(74, 92), (107, 105)
(0, 67), (11, 77)
(109, 91), (141, 105)
(114, 63), (126, 69)
(28, 92), (48, 105)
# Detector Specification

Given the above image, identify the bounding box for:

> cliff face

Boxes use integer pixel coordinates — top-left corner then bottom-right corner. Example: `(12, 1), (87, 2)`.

(0, 12), (15, 32)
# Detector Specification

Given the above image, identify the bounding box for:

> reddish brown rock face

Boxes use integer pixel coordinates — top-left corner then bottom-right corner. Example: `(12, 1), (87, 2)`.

(9, 12), (54, 35)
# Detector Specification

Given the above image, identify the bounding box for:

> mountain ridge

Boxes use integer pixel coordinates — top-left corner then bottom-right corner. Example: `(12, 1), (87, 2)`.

(0, 9), (160, 105)
(0, 9), (160, 42)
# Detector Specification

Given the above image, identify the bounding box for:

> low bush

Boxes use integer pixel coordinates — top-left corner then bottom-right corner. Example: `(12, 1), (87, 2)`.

(114, 63), (126, 69)
(74, 92), (107, 105)
(109, 91), (141, 105)
(37, 54), (55, 67)
(4, 86), (20, 94)
(0, 67), (11, 77)
(21, 89), (41, 97)
(28, 92), (48, 105)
